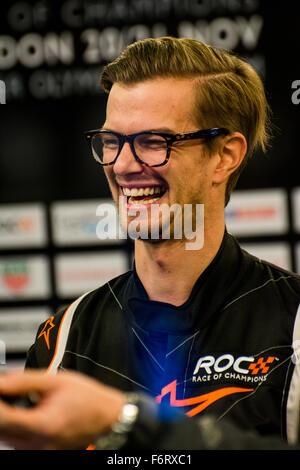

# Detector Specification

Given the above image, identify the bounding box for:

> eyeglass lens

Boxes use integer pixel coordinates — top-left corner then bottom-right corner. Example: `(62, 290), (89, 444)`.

(91, 132), (168, 166)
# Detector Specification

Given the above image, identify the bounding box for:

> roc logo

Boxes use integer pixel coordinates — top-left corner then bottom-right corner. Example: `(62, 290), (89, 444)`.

(192, 353), (277, 384)
(248, 356), (275, 375)
(156, 354), (278, 418)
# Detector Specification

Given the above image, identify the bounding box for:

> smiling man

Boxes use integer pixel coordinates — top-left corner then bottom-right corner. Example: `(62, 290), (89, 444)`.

(24, 37), (300, 446)
(98, 76), (239, 303)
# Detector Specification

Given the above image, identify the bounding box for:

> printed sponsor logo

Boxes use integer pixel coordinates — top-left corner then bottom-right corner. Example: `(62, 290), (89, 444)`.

(2, 262), (29, 292)
(192, 353), (278, 384)
(155, 352), (280, 418)
(51, 199), (120, 246)
(0, 308), (50, 354)
(226, 208), (277, 219)
(54, 251), (128, 298)
(37, 316), (55, 350)
(241, 242), (292, 271)
(225, 189), (288, 236)
(291, 188), (300, 233)
(0, 204), (47, 248)
(156, 379), (253, 417)
(0, 256), (50, 300)
(0, 217), (35, 233)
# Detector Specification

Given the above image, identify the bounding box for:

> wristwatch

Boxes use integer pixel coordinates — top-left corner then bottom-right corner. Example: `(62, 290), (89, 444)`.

(94, 392), (161, 450)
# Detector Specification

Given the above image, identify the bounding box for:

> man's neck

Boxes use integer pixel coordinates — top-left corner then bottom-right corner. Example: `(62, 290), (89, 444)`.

(134, 222), (225, 306)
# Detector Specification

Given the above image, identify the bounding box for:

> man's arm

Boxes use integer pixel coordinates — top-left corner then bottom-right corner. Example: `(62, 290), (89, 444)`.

(0, 370), (295, 451)
(0, 370), (125, 450)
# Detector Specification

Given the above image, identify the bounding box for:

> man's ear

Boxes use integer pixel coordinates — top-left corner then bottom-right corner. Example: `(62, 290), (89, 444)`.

(212, 132), (247, 185)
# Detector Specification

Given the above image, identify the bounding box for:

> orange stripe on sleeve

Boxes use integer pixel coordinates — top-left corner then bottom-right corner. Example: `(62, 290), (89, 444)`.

(46, 304), (72, 373)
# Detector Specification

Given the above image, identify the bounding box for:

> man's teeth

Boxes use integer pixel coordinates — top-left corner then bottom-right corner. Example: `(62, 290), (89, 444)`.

(122, 187), (163, 197)
(128, 197), (160, 205)
(122, 186), (164, 205)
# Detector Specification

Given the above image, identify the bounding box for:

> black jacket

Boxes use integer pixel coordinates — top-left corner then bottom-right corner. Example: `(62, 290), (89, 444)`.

(26, 232), (300, 445)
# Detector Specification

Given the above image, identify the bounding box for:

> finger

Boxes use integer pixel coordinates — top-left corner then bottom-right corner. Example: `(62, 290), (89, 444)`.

(0, 369), (54, 396)
(0, 407), (50, 449)
(0, 396), (54, 446)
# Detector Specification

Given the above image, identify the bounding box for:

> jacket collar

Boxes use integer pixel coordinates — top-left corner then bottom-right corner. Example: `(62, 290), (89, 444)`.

(124, 231), (246, 333)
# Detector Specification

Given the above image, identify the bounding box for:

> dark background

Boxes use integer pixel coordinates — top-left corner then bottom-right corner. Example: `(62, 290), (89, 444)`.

(0, 1), (299, 203)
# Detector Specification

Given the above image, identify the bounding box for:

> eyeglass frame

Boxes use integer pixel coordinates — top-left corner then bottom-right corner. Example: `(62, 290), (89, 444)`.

(84, 127), (229, 167)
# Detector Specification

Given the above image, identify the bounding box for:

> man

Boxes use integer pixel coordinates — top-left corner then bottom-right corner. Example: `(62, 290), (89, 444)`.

(20, 37), (300, 446)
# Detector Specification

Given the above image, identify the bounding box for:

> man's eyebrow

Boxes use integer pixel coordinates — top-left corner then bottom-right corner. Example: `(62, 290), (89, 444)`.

(149, 127), (175, 133)
(99, 126), (176, 134)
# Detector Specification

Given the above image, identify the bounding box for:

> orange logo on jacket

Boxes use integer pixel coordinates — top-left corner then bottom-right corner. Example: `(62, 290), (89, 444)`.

(156, 380), (253, 417)
(38, 316), (55, 350)
(248, 356), (275, 375)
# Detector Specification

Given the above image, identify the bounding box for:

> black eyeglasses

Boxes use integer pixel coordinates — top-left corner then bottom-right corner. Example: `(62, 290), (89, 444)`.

(84, 127), (229, 167)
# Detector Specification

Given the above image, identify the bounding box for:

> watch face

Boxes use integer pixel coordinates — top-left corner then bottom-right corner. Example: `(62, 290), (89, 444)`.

(119, 403), (139, 427)
(95, 398), (139, 450)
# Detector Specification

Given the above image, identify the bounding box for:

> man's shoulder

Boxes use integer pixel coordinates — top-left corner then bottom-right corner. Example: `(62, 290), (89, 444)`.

(37, 269), (132, 337)
(79, 268), (132, 303)
(25, 269), (133, 369)
(64, 268), (133, 321)
(241, 245), (300, 301)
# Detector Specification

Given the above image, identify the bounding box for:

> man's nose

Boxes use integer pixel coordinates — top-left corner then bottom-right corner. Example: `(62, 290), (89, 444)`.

(112, 142), (143, 175)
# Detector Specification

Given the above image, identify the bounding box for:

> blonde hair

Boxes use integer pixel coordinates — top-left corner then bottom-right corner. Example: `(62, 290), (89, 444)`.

(100, 37), (272, 205)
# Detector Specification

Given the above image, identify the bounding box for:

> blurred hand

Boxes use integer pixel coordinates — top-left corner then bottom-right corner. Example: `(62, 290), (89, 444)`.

(0, 369), (126, 450)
